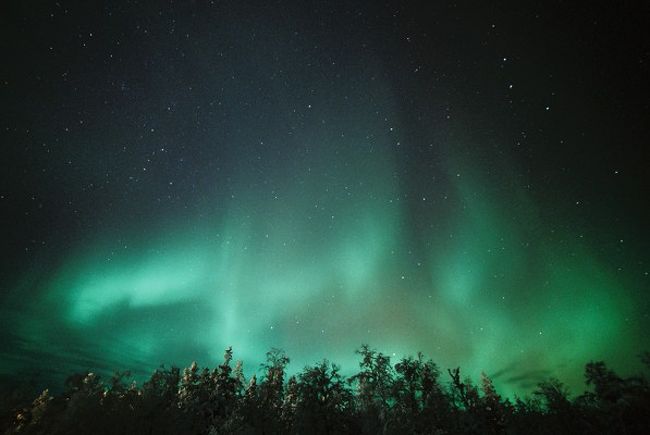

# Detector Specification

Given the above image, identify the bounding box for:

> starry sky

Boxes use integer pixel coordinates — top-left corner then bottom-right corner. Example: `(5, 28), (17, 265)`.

(1, 1), (649, 397)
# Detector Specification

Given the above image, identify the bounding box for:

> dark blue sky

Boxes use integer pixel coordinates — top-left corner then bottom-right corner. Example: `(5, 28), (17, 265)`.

(1, 1), (649, 396)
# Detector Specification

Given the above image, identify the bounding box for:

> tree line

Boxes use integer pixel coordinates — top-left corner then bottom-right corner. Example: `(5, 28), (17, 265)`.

(2, 345), (649, 434)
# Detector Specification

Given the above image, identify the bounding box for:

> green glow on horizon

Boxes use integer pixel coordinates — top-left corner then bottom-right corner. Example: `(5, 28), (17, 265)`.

(9, 138), (641, 398)
(3, 3), (648, 406)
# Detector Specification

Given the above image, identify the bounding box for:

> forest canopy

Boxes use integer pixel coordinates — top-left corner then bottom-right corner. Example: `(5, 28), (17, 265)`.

(2, 346), (649, 434)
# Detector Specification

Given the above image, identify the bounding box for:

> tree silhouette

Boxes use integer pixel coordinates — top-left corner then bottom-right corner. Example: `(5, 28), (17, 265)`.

(3, 346), (650, 435)
(348, 344), (394, 433)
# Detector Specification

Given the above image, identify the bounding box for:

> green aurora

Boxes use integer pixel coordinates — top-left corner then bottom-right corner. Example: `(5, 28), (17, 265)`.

(6, 135), (643, 398)
(1, 0), (648, 400)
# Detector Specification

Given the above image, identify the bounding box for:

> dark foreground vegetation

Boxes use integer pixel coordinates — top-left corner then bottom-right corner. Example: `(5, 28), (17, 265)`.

(2, 346), (650, 435)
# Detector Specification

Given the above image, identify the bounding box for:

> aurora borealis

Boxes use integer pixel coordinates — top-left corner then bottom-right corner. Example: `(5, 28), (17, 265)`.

(1, 1), (649, 397)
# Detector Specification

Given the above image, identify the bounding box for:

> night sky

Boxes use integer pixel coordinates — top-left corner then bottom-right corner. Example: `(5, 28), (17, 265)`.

(1, 1), (649, 397)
